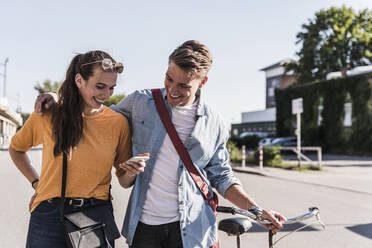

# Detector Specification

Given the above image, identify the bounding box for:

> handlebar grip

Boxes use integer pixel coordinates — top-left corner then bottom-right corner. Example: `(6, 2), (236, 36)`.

(216, 206), (236, 214)
(309, 206), (319, 212)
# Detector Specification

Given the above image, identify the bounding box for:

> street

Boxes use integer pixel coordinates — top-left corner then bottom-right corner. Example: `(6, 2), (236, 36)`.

(1, 149), (371, 247)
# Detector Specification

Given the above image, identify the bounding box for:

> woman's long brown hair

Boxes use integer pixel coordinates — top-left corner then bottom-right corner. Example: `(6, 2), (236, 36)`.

(51, 51), (117, 156)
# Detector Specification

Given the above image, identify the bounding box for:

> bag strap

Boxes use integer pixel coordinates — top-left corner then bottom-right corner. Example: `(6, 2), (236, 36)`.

(59, 152), (113, 223)
(60, 152), (67, 223)
(151, 88), (217, 214)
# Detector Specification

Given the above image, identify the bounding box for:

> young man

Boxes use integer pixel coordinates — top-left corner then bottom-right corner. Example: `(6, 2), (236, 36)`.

(36, 40), (285, 248)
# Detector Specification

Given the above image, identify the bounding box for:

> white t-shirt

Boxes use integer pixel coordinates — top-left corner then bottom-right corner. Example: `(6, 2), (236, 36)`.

(140, 101), (198, 225)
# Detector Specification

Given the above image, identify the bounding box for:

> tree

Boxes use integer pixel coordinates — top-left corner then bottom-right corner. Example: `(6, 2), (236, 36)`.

(286, 6), (372, 83)
(104, 93), (126, 106)
(34, 79), (62, 94)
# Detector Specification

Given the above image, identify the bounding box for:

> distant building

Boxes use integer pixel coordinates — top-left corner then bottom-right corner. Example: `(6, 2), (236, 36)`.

(231, 108), (276, 138)
(231, 59), (297, 139)
(260, 59), (297, 108)
(0, 97), (23, 147)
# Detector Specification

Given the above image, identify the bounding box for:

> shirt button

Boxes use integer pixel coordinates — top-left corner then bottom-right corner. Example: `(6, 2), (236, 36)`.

(180, 165), (183, 168)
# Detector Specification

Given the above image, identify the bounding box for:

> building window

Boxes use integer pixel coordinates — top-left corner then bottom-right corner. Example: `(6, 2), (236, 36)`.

(268, 78), (280, 97)
(268, 87), (275, 97)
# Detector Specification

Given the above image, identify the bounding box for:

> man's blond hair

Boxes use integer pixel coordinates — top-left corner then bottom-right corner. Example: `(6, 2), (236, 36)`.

(169, 40), (213, 78)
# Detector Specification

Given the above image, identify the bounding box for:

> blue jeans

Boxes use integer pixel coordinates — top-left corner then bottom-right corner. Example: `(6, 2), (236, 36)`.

(26, 200), (115, 248)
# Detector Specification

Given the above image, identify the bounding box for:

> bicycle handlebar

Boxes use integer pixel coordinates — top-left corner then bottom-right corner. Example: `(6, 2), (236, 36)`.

(285, 207), (320, 224)
(217, 206), (325, 248)
(216, 206), (322, 226)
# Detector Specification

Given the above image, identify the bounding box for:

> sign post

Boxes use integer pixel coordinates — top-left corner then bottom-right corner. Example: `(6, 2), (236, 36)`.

(241, 145), (246, 168)
(292, 98), (303, 169)
(259, 146), (263, 171)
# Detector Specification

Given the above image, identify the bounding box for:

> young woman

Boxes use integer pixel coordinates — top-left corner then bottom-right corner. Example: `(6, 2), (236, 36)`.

(9, 50), (132, 247)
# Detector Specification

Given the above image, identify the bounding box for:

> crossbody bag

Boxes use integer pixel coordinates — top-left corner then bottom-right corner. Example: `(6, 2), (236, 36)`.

(152, 88), (219, 247)
(60, 152), (121, 248)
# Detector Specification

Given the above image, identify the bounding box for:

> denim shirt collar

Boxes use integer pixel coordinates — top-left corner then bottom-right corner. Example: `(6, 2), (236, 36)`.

(153, 88), (206, 118)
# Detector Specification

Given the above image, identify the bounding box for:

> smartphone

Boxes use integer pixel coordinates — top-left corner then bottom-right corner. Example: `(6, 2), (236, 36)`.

(126, 155), (150, 163)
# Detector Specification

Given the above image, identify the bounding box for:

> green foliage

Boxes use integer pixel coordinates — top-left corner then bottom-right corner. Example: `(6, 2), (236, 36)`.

(241, 135), (261, 150)
(286, 6), (372, 83)
(276, 73), (372, 155)
(103, 94), (126, 106)
(229, 135), (261, 150)
(17, 112), (31, 130)
(270, 162), (322, 171)
(254, 146), (283, 166)
(34, 80), (61, 94)
(348, 77), (372, 154)
(227, 140), (242, 162)
(20, 112), (30, 124)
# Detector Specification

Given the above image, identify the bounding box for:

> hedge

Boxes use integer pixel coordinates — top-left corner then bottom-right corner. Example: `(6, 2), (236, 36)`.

(275, 73), (372, 155)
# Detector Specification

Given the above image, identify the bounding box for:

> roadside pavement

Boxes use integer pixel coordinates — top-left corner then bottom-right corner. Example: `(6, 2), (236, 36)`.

(232, 158), (372, 195)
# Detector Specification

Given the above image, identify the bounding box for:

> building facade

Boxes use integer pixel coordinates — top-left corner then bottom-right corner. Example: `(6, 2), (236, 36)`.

(0, 97), (22, 147)
(231, 59), (297, 138)
(260, 59), (297, 108)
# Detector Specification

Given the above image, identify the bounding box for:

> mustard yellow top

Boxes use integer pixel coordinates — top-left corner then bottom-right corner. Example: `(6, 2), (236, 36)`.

(11, 106), (132, 212)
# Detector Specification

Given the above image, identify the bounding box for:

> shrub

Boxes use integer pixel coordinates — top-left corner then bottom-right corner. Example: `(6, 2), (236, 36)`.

(227, 140), (242, 162)
(254, 146), (283, 166)
(276, 73), (372, 155)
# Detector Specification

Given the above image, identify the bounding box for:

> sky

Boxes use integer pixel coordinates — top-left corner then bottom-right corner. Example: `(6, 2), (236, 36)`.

(1, 0), (371, 125)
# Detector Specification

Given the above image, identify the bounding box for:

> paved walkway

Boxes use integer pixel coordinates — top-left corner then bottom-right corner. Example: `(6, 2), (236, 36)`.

(232, 159), (372, 195)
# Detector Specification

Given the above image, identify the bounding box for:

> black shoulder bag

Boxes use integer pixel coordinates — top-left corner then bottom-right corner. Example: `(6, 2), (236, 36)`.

(60, 152), (121, 248)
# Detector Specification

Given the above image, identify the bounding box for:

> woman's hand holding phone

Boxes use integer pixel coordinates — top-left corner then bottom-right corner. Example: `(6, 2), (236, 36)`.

(119, 153), (149, 177)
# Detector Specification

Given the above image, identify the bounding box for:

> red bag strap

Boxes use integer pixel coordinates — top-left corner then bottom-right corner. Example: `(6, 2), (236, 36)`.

(151, 88), (217, 214)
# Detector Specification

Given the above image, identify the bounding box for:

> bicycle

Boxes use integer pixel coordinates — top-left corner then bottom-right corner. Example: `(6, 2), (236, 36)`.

(217, 206), (325, 248)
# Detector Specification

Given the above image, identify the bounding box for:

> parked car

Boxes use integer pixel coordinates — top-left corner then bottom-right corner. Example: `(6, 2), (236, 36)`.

(258, 138), (274, 147)
(268, 137), (298, 147)
(239, 131), (272, 139)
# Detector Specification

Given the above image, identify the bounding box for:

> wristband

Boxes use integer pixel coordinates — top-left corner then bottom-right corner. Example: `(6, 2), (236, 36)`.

(31, 178), (39, 189)
(248, 205), (263, 220)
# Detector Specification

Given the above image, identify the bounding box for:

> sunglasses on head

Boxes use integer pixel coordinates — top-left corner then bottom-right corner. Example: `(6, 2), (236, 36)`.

(80, 58), (124, 73)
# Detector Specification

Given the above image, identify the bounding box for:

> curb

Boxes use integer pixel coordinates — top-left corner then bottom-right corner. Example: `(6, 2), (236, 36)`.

(232, 166), (267, 176)
(232, 166), (372, 196)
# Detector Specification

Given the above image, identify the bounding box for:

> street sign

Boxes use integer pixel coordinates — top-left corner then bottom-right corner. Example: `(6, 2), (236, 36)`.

(292, 98), (303, 115)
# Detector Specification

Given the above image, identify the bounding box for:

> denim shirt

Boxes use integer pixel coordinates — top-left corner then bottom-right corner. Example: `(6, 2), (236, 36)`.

(111, 88), (241, 248)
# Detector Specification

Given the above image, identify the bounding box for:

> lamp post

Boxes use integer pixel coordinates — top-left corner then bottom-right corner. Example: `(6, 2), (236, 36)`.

(0, 58), (9, 97)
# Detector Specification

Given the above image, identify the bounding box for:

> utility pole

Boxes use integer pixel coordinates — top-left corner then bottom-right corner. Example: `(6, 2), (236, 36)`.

(16, 93), (21, 113)
(0, 58), (9, 97)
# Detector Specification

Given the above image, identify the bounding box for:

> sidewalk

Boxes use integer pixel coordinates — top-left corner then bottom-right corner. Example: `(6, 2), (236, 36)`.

(232, 161), (372, 195)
